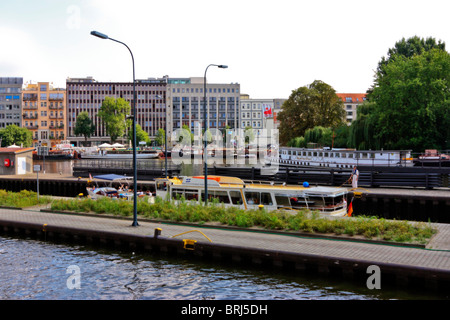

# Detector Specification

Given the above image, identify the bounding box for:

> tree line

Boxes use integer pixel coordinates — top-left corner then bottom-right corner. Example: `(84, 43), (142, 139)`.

(279, 36), (450, 153)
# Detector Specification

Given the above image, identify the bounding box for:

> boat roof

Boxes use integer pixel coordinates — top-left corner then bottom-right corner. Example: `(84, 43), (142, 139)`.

(159, 176), (347, 196)
(93, 174), (133, 181)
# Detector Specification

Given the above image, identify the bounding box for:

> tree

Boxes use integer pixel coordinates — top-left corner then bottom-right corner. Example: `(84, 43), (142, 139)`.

(98, 97), (131, 143)
(0, 125), (33, 147)
(278, 80), (345, 145)
(155, 128), (165, 146)
(74, 111), (95, 146)
(127, 123), (150, 147)
(347, 102), (381, 150)
(375, 36), (445, 76)
(244, 126), (255, 144)
(366, 47), (450, 151)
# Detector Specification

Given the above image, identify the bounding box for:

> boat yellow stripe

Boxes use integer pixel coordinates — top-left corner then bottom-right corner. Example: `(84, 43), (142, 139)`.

(240, 189), (247, 210)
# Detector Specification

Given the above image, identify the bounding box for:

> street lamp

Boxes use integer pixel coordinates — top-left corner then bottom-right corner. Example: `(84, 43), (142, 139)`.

(203, 64), (228, 205)
(163, 75), (169, 178)
(90, 30), (139, 227)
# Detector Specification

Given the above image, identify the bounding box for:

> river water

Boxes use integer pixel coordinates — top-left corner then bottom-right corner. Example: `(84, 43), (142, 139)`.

(4, 159), (448, 300)
(1, 235), (444, 300)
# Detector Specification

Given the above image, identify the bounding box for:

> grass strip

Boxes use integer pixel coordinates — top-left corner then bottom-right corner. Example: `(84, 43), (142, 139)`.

(46, 195), (437, 245)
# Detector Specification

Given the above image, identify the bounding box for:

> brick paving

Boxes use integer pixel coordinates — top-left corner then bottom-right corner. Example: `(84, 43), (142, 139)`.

(1, 207), (449, 274)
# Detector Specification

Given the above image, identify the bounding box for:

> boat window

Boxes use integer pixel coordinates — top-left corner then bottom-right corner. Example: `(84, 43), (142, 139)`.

(348, 153), (353, 158)
(335, 153), (340, 158)
(201, 190), (230, 203)
(275, 195), (290, 207)
(229, 191), (243, 204)
(245, 191), (260, 205)
(362, 153), (368, 158)
(260, 192), (273, 205)
(306, 196), (325, 208)
(185, 190), (199, 201)
(171, 189), (185, 200)
(156, 181), (168, 191)
(324, 152), (329, 157)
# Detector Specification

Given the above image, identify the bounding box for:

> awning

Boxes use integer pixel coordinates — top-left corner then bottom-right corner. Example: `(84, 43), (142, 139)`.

(93, 174), (133, 181)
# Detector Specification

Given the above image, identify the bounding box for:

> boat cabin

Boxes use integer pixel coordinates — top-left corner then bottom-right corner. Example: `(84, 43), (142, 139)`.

(154, 175), (348, 217)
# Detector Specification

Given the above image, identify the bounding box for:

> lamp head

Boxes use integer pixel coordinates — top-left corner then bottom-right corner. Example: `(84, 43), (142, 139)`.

(218, 65), (228, 69)
(90, 31), (109, 40)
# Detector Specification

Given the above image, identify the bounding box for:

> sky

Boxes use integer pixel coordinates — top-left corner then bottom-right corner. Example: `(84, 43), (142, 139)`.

(0, 0), (449, 99)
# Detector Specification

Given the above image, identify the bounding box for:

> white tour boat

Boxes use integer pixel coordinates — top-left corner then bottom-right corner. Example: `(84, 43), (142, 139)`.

(153, 175), (349, 217)
(266, 147), (413, 168)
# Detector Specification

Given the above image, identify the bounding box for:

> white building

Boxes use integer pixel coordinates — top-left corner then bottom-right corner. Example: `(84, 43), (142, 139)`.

(239, 97), (286, 140)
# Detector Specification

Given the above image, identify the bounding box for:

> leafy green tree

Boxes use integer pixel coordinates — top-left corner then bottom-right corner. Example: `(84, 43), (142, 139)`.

(244, 126), (255, 144)
(375, 36), (446, 77)
(0, 125), (33, 147)
(127, 123), (150, 146)
(98, 97), (131, 143)
(347, 102), (381, 150)
(331, 124), (350, 148)
(74, 111), (95, 146)
(155, 128), (165, 146)
(278, 80), (345, 145)
(367, 47), (450, 151)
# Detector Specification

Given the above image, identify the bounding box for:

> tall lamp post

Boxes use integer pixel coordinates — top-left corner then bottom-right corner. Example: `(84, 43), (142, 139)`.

(90, 30), (139, 227)
(203, 64), (227, 205)
(163, 75), (169, 178)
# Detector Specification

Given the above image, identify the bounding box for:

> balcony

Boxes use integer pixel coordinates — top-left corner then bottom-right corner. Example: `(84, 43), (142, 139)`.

(49, 124), (64, 129)
(23, 114), (38, 119)
(23, 94), (38, 101)
(23, 105), (38, 110)
(26, 125), (39, 130)
(49, 94), (64, 101)
(49, 115), (63, 119)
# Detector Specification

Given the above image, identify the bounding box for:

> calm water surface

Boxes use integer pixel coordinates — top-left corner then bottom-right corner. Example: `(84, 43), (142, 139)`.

(0, 235), (446, 300)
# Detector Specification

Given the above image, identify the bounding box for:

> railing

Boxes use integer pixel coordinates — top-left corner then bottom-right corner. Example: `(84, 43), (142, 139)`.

(23, 114), (38, 119)
(209, 166), (450, 189)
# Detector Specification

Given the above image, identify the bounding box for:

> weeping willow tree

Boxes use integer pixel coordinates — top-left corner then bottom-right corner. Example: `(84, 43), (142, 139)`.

(348, 102), (381, 150)
(287, 125), (349, 148)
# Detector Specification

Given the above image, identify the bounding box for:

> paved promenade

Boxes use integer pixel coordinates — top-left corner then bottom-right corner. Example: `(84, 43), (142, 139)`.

(1, 206), (449, 275)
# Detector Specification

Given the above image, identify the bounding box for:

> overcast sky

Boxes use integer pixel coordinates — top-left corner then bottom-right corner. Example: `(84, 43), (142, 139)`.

(1, 0), (448, 99)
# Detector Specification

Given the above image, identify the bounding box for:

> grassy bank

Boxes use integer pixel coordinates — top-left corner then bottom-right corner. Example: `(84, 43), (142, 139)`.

(0, 189), (52, 208)
(46, 196), (437, 245)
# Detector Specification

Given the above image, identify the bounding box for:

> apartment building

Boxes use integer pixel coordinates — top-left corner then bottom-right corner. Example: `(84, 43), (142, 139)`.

(66, 77), (167, 146)
(336, 93), (367, 123)
(22, 82), (66, 147)
(0, 77), (23, 129)
(169, 77), (240, 134)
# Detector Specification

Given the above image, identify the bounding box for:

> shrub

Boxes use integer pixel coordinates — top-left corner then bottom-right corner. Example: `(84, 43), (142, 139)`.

(45, 196), (436, 245)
